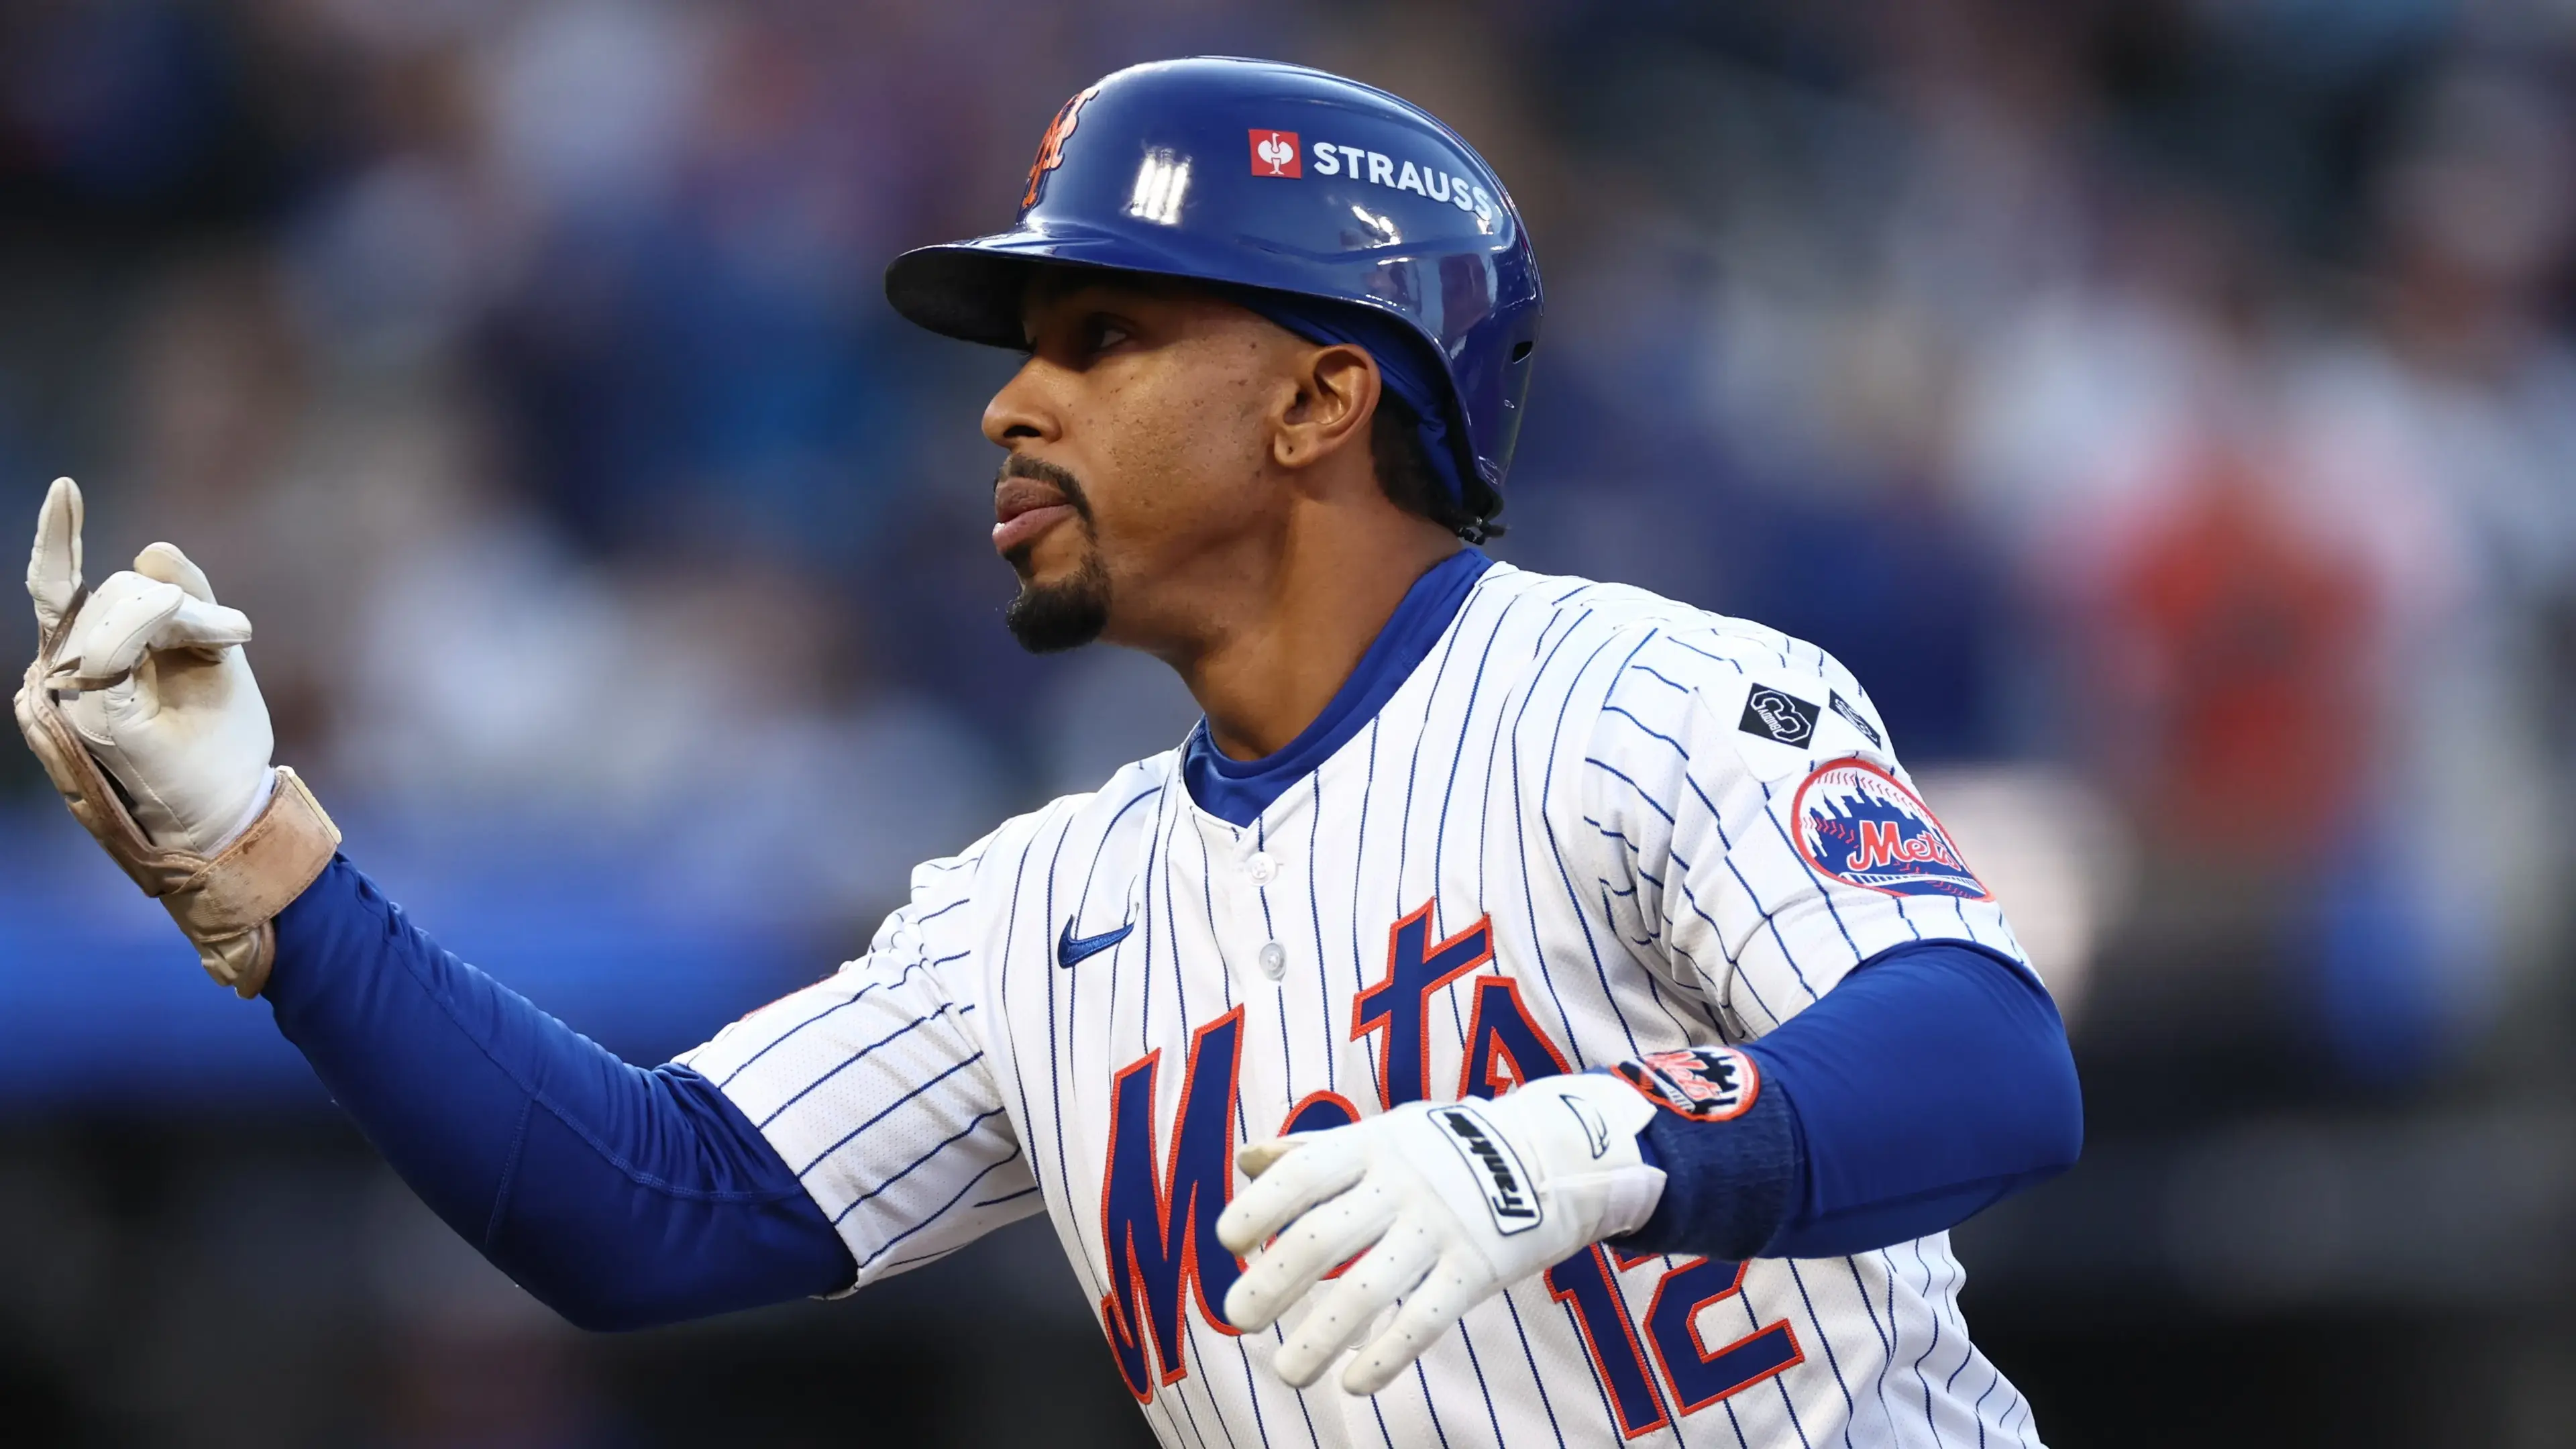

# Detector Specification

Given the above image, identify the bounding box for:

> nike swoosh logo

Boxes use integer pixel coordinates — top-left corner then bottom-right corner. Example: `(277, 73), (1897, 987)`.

(1057, 916), (1134, 969)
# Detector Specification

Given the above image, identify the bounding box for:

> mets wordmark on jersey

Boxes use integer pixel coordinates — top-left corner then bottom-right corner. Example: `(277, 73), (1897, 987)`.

(679, 563), (2047, 1448)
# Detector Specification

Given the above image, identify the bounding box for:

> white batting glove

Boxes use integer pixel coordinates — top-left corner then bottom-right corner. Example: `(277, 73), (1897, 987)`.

(1217, 1073), (1664, 1396)
(25, 478), (276, 853)
(16, 478), (338, 996)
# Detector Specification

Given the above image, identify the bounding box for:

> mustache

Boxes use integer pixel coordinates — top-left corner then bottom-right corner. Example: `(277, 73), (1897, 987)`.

(998, 454), (1093, 519)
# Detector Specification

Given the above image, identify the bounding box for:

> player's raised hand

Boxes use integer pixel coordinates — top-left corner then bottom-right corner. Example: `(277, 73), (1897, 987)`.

(1216, 1073), (1666, 1397)
(15, 478), (338, 995)
(23, 477), (273, 853)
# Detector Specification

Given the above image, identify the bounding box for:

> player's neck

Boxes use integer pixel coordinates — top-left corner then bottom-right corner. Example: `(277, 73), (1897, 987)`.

(1163, 511), (1463, 761)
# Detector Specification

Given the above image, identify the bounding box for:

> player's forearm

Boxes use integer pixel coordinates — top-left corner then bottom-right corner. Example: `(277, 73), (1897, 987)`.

(268, 857), (855, 1328)
(1617, 940), (2083, 1260)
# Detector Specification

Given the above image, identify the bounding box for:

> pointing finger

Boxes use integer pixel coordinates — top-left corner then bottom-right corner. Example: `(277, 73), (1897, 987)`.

(26, 477), (83, 635)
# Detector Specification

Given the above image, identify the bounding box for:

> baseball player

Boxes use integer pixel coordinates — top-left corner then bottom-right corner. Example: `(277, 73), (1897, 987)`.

(16, 58), (2079, 1447)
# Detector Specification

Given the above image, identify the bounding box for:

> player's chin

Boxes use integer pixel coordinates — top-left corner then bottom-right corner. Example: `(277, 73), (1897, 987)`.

(1004, 552), (1113, 654)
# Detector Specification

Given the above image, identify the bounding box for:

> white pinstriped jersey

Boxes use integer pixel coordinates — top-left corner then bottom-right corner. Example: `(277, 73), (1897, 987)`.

(678, 561), (2047, 1448)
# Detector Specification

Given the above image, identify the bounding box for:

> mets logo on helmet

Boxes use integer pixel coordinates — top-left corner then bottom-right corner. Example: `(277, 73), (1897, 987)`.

(1022, 85), (1099, 210)
(1792, 757), (1990, 900)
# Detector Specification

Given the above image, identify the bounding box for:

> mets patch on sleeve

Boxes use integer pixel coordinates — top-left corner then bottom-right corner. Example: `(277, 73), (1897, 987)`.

(1614, 1046), (1762, 1122)
(1790, 757), (1990, 900)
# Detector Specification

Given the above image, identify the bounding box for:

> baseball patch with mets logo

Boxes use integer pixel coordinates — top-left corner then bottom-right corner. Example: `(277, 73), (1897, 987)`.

(1792, 756), (1989, 900)
(1613, 1045), (1762, 1122)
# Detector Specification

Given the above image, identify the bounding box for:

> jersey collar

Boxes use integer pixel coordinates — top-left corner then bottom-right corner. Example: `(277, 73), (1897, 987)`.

(1181, 547), (1494, 828)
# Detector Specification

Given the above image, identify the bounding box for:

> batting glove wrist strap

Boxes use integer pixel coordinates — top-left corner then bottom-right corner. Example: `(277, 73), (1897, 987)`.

(1215, 1072), (1664, 1397)
(18, 661), (338, 995)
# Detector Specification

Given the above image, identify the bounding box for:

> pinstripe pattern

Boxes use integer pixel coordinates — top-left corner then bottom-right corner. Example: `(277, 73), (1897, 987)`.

(676, 563), (2043, 1447)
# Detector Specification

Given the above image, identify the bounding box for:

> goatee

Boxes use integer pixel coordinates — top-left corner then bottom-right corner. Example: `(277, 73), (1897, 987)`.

(1005, 552), (1112, 653)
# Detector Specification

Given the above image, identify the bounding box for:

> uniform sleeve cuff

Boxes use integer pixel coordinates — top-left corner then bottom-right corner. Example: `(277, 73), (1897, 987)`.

(1602, 1055), (1803, 1261)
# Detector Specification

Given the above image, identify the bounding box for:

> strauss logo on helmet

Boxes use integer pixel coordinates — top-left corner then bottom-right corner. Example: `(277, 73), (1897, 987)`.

(1248, 129), (1301, 177)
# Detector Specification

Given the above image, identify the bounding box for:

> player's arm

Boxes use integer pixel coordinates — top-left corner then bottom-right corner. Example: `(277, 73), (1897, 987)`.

(269, 855), (858, 1328)
(11, 480), (1031, 1328)
(1609, 937), (2078, 1260)
(266, 843), (1039, 1326)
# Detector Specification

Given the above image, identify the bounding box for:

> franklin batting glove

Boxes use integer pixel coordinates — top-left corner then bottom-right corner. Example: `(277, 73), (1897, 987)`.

(1216, 1072), (1664, 1396)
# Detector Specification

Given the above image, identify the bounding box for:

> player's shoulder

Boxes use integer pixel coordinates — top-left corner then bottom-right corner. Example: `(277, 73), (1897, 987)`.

(1474, 562), (1805, 665)
(1483, 564), (1892, 777)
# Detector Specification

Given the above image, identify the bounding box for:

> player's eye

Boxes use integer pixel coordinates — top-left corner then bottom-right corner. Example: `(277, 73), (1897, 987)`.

(1081, 315), (1133, 358)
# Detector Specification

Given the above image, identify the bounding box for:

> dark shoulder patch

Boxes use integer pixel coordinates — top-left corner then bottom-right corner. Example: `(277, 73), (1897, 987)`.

(1829, 690), (1882, 747)
(1738, 686), (1820, 747)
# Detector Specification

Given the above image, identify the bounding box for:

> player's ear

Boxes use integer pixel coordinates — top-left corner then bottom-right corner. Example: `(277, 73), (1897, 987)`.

(1271, 343), (1379, 475)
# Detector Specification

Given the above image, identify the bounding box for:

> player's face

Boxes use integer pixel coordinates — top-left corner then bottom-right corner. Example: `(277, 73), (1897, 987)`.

(984, 274), (1308, 654)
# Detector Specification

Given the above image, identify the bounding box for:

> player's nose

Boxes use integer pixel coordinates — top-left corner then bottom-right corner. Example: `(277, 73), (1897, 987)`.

(981, 358), (1065, 451)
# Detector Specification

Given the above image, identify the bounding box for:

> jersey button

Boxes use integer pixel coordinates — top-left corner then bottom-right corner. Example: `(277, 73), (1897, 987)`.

(1246, 851), (1280, 884)
(1256, 941), (1288, 980)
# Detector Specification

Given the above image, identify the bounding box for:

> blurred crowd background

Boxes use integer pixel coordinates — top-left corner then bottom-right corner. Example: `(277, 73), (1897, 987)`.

(3, 0), (2573, 1444)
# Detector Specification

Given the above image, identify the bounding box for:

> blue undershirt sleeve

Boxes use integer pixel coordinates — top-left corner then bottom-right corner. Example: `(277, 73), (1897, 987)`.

(266, 855), (857, 1330)
(1613, 940), (2082, 1262)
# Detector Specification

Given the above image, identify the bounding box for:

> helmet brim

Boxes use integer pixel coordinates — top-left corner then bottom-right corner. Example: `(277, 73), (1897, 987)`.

(885, 227), (1225, 350)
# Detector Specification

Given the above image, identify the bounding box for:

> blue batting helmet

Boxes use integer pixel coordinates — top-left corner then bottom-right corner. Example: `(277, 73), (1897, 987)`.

(884, 56), (1542, 523)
